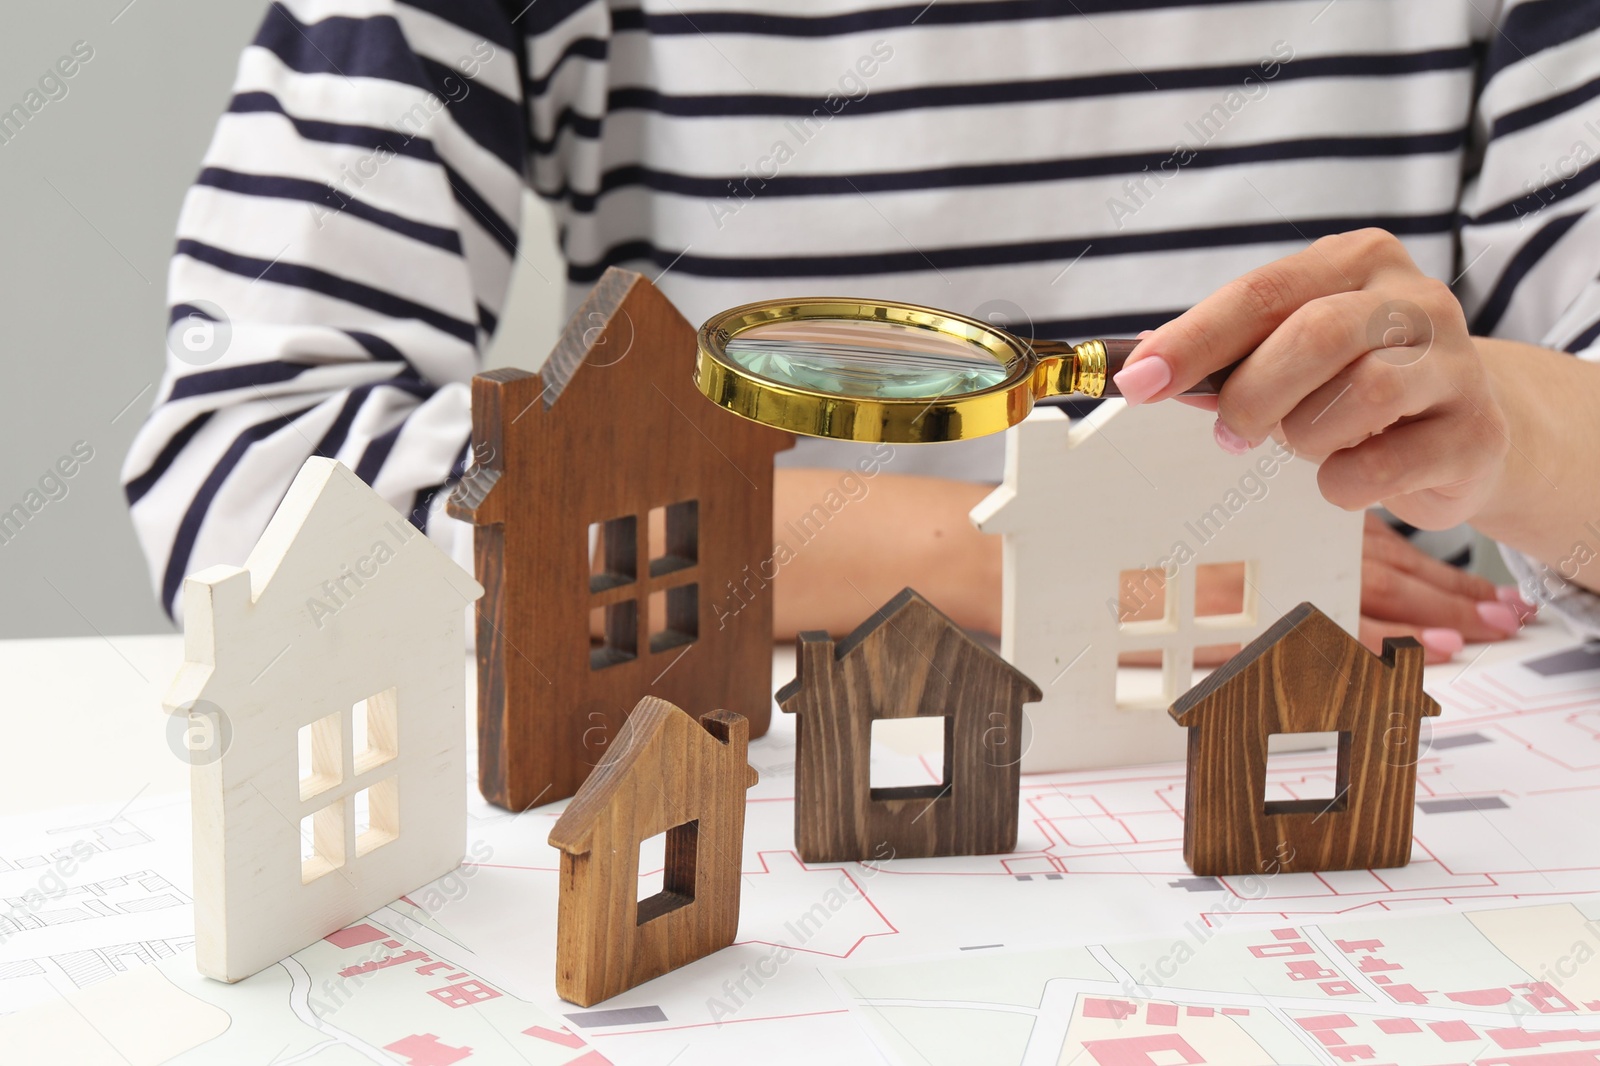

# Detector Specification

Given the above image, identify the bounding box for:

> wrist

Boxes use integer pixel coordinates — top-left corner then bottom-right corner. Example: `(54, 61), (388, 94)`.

(1468, 338), (1559, 544)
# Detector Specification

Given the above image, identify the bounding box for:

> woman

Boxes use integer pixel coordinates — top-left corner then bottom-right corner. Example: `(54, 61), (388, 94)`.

(123, 0), (1599, 655)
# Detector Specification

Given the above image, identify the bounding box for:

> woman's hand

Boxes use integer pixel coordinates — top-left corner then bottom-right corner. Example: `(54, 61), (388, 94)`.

(1111, 228), (1512, 532)
(1357, 512), (1530, 662)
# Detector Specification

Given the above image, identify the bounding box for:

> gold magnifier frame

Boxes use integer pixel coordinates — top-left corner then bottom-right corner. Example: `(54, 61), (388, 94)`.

(695, 297), (1228, 444)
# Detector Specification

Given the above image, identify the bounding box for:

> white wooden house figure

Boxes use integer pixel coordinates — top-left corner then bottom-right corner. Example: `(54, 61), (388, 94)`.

(163, 458), (483, 982)
(969, 400), (1361, 773)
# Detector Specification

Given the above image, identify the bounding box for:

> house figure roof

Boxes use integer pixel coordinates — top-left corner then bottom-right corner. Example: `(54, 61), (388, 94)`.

(776, 588), (1040, 709)
(254, 458), (481, 603)
(549, 698), (759, 856)
(1169, 602), (1440, 729)
(165, 457), (481, 714)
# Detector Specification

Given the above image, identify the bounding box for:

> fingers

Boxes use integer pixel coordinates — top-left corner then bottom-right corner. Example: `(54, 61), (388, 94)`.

(1319, 413), (1509, 518)
(1220, 290), (1390, 445)
(1361, 553), (1520, 643)
(1362, 516), (1537, 636)
(1497, 585), (1538, 624)
(1278, 359), (1416, 461)
(1359, 615), (1463, 664)
(1113, 229), (1416, 403)
(1362, 514), (1497, 602)
(1226, 289), (1445, 450)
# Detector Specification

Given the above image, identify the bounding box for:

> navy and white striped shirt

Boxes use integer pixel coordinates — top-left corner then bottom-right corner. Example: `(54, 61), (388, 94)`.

(122, 0), (1600, 620)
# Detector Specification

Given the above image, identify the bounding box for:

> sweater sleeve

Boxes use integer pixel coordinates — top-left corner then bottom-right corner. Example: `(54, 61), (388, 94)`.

(120, 0), (528, 619)
(1454, 0), (1600, 636)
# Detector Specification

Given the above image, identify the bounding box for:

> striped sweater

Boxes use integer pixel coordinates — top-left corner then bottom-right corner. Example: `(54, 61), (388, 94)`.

(122, 0), (1600, 620)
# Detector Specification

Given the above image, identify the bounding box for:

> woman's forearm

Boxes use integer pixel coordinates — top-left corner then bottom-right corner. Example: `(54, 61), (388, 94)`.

(769, 468), (1001, 639)
(1474, 337), (1600, 594)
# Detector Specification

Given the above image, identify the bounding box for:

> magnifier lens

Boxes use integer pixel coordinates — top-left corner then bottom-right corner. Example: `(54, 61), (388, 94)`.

(721, 318), (1018, 400)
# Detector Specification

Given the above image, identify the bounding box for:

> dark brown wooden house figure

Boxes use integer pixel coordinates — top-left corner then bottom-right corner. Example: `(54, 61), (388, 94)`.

(547, 696), (757, 1007)
(447, 269), (792, 809)
(1168, 601), (1440, 877)
(777, 588), (1042, 862)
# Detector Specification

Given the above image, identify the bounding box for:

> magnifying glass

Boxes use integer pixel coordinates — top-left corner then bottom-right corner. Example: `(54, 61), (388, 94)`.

(694, 298), (1232, 443)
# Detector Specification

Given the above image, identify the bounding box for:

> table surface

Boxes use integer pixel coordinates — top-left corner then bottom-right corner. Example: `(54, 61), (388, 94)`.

(2, 620), (1594, 1065)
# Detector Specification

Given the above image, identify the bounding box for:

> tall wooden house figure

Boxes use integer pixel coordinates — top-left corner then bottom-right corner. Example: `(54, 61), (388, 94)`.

(970, 400), (1361, 774)
(1170, 602), (1441, 876)
(548, 696), (757, 1006)
(448, 268), (792, 809)
(777, 588), (1042, 862)
(163, 458), (483, 983)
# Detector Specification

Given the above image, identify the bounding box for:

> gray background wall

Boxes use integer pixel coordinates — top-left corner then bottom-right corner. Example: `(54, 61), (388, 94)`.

(0, 1), (563, 638)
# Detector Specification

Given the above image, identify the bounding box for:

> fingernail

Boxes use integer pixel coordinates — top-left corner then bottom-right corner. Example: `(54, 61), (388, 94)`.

(1476, 600), (1522, 634)
(1496, 585), (1536, 615)
(1420, 628), (1464, 657)
(1136, 329), (1156, 339)
(1112, 354), (1171, 406)
(1213, 418), (1251, 455)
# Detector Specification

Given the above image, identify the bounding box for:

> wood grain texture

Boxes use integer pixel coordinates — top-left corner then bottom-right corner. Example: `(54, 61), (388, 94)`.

(1168, 602), (1440, 877)
(547, 696), (758, 1007)
(163, 458), (483, 982)
(969, 400), (1363, 774)
(776, 588), (1042, 863)
(446, 268), (793, 810)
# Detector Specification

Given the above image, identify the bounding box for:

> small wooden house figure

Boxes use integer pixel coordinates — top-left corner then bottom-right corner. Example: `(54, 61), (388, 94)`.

(447, 268), (792, 810)
(548, 696), (757, 1006)
(1169, 602), (1441, 876)
(162, 458), (483, 983)
(970, 399), (1362, 774)
(777, 588), (1042, 863)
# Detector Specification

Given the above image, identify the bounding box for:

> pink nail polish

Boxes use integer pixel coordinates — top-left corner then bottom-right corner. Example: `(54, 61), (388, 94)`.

(1475, 600), (1521, 634)
(1111, 355), (1171, 406)
(1419, 628), (1464, 657)
(1213, 418), (1251, 455)
(1496, 585), (1536, 615)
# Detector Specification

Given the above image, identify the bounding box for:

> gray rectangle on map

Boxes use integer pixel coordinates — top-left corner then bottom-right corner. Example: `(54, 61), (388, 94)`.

(1417, 796), (1509, 814)
(1523, 643), (1600, 677)
(1429, 733), (1491, 750)
(565, 1005), (668, 1028)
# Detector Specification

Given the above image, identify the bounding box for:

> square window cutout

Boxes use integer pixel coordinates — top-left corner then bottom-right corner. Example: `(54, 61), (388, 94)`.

(648, 499), (698, 577)
(298, 711), (342, 801)
(588, 515), (637, 592)
(637, 820), (698, 925)
(1191, 642), (1243, 687)
(590, 600), (638, 670)
(648, 583), (698, 654)
(300, 799), (344, 883)
(352, 687), (397, 775)
(354, 777), (399, 857)
(1263, 731), (1350, 816)
(869, 716), (951, 801)
(1196, 561), (1255, 623)
(1116, 650), (1171, 709)
(1117, 568), (1170, 630)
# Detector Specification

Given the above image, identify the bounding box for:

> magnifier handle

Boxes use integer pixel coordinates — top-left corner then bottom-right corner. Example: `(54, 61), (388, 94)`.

(1100, 339), (1234, 397)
